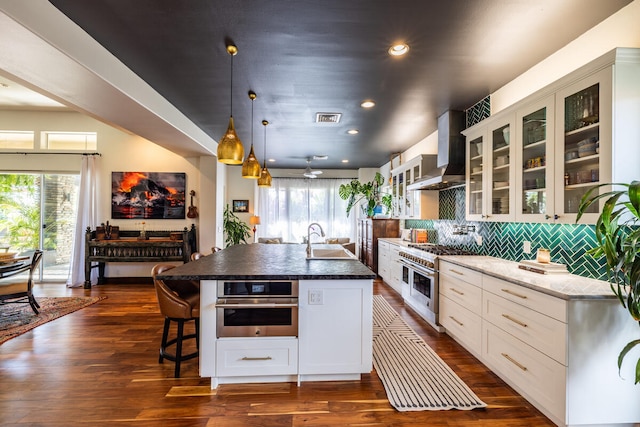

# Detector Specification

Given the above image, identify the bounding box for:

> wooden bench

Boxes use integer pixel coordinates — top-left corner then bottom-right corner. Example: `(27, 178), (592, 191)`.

(84, 225), (197, 288)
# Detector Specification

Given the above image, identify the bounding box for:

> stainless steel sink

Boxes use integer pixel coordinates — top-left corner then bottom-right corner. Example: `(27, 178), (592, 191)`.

(307, 248), (358, 260)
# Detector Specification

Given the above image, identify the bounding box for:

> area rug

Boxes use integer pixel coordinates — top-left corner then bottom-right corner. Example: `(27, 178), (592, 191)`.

(372, 295), (486, 411)
(0, 296), (106, 344)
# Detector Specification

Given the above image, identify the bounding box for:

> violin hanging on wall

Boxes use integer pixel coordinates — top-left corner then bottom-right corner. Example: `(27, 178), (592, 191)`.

(187, 190), (198, 218)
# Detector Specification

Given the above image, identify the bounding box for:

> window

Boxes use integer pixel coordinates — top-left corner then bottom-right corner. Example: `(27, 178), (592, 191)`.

(43, 132), (97, 150)
(257, 178), (355, 243)
(0, 131), (34, 149)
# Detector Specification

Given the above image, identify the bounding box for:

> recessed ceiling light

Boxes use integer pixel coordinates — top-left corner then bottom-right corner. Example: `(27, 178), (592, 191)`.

(268, 158), (276, 163)
(360, 100), (376, 109)
(347, 129), (359, 135)
(313, 155), (328, 160)
(388, 43), (409, 56)
(342, 159), (349, 163)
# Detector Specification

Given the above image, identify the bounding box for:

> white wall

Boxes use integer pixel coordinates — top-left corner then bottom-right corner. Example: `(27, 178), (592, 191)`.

(0, 110), (219, 278)
(492, 0), (640, 113)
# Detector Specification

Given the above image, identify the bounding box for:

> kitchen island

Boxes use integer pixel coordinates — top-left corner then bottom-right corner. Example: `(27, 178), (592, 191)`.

(157, 243), (376, 389)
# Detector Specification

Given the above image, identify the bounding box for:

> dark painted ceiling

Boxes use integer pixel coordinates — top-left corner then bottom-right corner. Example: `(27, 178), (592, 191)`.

(48, 0), (630, 169)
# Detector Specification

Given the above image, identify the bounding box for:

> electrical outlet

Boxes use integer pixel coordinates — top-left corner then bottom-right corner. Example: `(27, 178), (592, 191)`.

(523, 241), (531, 254)
(309, 289), (323, 305)
(475, 235), (483, 246)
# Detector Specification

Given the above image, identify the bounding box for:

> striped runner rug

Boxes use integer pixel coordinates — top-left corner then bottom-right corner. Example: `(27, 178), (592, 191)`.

(372, 295), (486, 411)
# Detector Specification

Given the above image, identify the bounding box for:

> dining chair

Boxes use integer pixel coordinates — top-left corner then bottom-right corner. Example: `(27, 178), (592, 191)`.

(0, 250), (43, 314)
(151, 264), (199, 378)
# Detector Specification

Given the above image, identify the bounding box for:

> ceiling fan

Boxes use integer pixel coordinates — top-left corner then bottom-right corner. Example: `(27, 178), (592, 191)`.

(291, 158), (324, 178)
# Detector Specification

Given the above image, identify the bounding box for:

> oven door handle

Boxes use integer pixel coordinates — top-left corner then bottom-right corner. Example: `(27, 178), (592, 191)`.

(215, 302), (298, 309)
(399, 259), (435, 277)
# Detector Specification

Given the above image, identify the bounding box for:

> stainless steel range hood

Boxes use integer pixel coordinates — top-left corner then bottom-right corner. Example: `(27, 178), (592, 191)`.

(408, 110), (466, 191)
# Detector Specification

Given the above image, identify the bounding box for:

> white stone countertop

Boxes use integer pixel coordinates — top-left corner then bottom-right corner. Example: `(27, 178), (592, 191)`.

(441, 255), (615, 300)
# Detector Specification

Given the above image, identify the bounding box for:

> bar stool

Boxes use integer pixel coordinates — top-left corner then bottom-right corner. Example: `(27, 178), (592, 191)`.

(151, 264), (199, 378)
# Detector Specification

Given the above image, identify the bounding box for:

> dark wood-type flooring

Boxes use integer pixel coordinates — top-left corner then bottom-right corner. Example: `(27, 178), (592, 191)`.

(0, 279), (555, 426)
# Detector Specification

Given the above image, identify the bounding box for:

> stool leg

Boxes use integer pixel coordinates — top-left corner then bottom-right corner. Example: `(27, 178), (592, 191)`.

(159, 317), (170, 363)
(175, 319), (184, 378)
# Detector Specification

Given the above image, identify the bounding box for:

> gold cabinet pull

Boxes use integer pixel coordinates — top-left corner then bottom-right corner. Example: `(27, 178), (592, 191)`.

(450, 288), (465, 296)
(501, 288), (528, 299)
(502, 314), (528, 328)
(450, 269), (464, 276)
(241, 356), (273, 361)
(448, 316), (464, 326)
(501, 352), (527, 371)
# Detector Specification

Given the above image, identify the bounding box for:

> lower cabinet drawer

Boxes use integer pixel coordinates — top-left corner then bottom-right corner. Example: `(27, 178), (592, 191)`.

(216, 338), (298, 377)
(483, 322), (565, 422)
(440, 273), (483, 315)
(440, 295), (482, 355)
(483, 291), (567, 364)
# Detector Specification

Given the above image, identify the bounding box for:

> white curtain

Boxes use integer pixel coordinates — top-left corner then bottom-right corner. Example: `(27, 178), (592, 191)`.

(67, 155), (100, 287)
(257, 178), (355, 243)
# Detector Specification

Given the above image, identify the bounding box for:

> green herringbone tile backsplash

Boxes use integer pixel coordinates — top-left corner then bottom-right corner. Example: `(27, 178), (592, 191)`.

(406, 187), (608, 280)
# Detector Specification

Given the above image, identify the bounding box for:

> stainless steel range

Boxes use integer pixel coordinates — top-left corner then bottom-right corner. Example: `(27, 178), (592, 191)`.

(398, 244), (476, 332)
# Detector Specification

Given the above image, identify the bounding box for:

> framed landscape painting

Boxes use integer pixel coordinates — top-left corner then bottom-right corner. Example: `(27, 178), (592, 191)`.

(111, 172), (186, 219)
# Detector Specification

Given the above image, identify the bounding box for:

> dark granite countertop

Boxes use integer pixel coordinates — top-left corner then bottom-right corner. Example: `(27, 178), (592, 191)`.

(157, 243), (376, 281)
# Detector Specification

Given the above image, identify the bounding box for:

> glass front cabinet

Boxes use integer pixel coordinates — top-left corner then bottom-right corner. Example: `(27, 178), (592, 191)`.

(465, 117), (516, 221)
(391, 155), (438, 219)
(553, 67), (612, 224)
(515, 95), (555, 222)
(465, 48), (640, 224)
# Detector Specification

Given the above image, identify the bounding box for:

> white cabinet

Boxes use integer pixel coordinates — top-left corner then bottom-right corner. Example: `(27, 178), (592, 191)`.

(377, 240), (390, 280)
(215, 338), (298, 377)
(439, 258), (640, 427)
(553, 67), (612, 224)
(481, 274), (568, 426)
(387, 243), (403, 295)
(515, 95), (555, 222)
(465, 116), (516, 221)
(391, 155), (438, 219)
(465, 48), (640, 224)
(298, 280), (373, 378)
(438, 261), (483, 356)
(200, 278), (373, 387)
(378, 240), (402, 295)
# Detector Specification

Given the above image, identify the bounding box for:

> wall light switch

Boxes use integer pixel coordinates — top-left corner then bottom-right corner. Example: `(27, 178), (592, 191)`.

(309, 289), (323, 305)
(523, 241), (531, 254)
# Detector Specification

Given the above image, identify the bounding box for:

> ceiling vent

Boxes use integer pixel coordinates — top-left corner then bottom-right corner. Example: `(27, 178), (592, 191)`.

(315, 112), (342, 124)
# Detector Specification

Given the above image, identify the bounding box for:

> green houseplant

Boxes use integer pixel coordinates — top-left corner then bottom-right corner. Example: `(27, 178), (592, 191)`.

(223, 204), (251, 247)
(338, 172), (391, 218)
(577, 181), (640, 384)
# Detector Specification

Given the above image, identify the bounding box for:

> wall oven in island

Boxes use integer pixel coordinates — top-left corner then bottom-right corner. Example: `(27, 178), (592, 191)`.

(215, 280), (299, 338)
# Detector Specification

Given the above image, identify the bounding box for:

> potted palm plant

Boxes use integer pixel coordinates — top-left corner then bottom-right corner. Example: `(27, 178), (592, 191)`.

(339, 172), (391, 218)
(223, 204), (251, 247)
(577, 181), (640, 384)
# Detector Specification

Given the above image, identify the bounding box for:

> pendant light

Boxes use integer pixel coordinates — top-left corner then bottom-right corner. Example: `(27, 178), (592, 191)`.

(217, 44), (244, 165)
(257, 120), (273, 187)
(241, 91), (261, 178)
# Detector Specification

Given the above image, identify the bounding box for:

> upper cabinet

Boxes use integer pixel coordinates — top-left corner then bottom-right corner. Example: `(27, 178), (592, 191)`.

(390, 155), (438, 219)
(553, 68), (612, 224)
(464, 48), (640, 224)
(515, 95), (555, 222)
(465, 116), (516, 221)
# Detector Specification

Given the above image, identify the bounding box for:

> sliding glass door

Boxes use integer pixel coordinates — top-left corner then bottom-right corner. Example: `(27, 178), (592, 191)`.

(0, 173), (80, 282)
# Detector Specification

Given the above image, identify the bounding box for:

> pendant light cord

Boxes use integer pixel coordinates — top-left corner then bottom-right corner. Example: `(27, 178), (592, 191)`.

(229, 53), (234, 116)
(263, 121), (268, 167)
